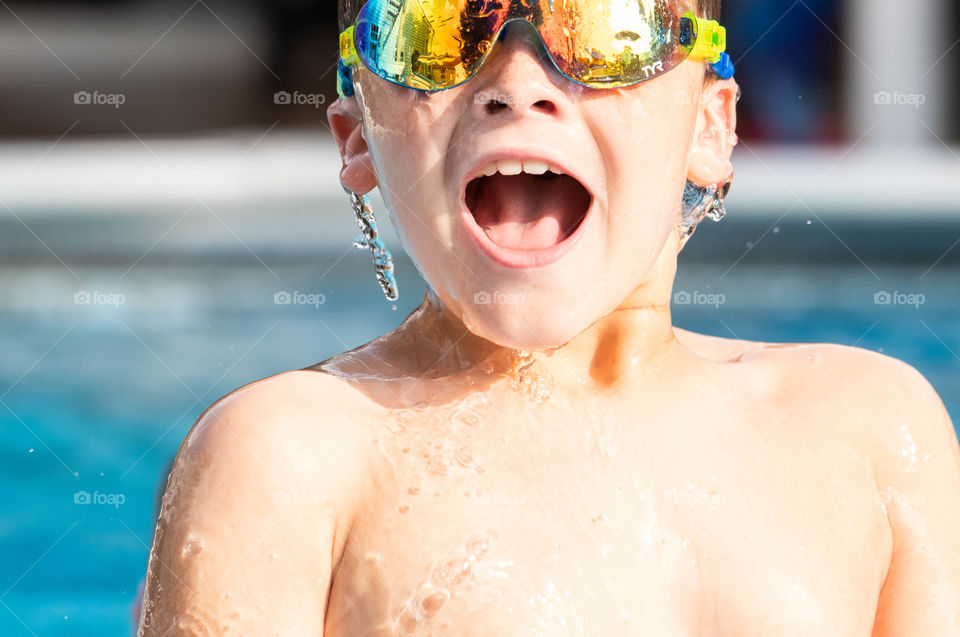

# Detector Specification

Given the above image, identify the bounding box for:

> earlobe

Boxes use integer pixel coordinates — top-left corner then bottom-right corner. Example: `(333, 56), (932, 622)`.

(327, 97), (379, 194)
(686, 77), (739, 186)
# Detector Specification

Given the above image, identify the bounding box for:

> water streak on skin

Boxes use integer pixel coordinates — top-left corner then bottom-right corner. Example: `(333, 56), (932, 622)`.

(392, 529), (500, 634)
(898, 423), (920, 473)
(380, 390), (491, 488)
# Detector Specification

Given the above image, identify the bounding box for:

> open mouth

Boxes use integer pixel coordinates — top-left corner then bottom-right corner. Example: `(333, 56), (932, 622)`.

(464, 170), (593, 252)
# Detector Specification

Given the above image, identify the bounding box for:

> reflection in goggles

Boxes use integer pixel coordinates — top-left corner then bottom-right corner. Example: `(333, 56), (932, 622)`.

(341, 0), (725, 94)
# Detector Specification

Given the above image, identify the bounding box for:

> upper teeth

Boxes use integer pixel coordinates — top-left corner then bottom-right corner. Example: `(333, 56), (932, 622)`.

(480, 159), (559, 177)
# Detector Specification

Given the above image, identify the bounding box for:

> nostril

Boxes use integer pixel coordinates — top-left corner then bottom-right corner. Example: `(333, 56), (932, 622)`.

(480, 97), (557, 116)
(533, 100), (556, 114)
(483, 100), (510, 114)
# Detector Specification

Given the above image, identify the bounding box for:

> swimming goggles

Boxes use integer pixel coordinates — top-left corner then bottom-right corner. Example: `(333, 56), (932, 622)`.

(337, 0), (733, 99)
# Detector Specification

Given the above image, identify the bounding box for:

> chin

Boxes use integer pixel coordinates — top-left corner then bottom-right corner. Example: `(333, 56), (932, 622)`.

(463, 302), (581, 352)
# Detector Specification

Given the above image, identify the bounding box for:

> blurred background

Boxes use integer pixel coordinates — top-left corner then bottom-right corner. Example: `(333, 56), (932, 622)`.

(0, 0), (958, 634)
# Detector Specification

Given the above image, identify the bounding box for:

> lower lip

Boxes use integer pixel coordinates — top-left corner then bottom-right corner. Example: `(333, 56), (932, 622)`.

(459, 196), (597, 269)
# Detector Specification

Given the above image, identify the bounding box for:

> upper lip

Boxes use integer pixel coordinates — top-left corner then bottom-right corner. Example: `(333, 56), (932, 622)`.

(456, 146), (597, 212)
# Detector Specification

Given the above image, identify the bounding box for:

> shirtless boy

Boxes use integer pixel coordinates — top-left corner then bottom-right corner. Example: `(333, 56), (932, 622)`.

(139, 1), (960, 634)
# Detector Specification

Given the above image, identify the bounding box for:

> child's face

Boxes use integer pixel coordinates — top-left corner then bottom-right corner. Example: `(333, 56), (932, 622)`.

(330, 21), (737, 351)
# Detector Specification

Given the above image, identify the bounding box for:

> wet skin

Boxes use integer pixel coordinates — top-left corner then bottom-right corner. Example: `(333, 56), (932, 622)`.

(138, 15), (960, 637)
(137, 294), (960, 636)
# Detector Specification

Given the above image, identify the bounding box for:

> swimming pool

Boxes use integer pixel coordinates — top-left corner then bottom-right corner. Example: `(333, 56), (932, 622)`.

(1, 250), (957, 636)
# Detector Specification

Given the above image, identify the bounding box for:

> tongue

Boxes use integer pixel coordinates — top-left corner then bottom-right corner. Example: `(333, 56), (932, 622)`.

(469, 173), (590, 251)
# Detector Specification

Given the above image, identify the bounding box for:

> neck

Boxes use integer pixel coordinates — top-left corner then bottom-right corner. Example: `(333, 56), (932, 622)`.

(401, 284), (685, 392)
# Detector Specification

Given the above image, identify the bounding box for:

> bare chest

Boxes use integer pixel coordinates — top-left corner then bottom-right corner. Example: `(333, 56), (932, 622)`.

(325, 398), (892, 636)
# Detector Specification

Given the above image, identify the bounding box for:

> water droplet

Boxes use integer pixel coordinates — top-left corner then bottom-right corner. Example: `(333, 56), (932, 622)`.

(436, 557), (472, 586)
(269, 552), (279, 561)
(385, 415), (410, 435)
(427, 455), (449, 475)
(396, 602), (421, 634)
(466, 534), (492, 556)
(182, 534), (204, 558)
(516, 360), (552, 403)
(455, 446), (475, 467)
(420, 589), (451, 617)
(451, 405), (481, 428)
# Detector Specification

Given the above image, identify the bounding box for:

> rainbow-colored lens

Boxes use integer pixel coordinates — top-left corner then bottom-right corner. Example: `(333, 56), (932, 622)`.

(345, 0), (725, 93)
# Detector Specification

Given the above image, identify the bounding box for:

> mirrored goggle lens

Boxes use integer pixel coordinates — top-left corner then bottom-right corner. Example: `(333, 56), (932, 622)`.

(353, 0), (697, 90)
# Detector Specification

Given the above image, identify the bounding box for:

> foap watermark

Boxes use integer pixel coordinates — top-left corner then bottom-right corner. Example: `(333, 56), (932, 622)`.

(74, 290), (126, 308)
(274, 290), (325, 308)
(673, 290), (725, 308)
(473, 290), (525, 305)
(475, 92), (517, 107)
(274, 91), (326, 108)
(875, 487), (925, 509)
(74, 90), (126, 109)
(874, 290), (925, 308)
(74, 490), (125, 508)
(873, 90), (926, 109)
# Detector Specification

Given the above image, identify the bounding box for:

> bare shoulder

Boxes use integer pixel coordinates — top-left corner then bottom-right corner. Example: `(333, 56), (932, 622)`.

(728, 340), (960, 631)
(729, 338), (956, 476)
(674, 326), (765, 362)
(748, 340), (951, 427)
(789, 343), (958, 480)
(182, 368), (377, 473)
(169, 367), (382, 537)
(678, 327), (956, 465)
(140, 369), (378, 635)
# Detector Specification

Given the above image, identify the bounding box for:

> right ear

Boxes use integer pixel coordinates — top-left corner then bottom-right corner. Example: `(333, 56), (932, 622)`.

(327, 96), (379, 194)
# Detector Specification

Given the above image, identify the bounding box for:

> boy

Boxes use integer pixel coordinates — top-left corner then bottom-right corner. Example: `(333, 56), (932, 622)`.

(139, 1), (960, 634)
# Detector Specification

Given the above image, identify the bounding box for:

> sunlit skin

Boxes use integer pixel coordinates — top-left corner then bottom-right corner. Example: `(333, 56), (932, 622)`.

(139, 16), (960, 637)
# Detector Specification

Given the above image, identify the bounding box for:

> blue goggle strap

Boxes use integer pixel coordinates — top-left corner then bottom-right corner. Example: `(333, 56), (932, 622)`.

(709, 52), (735, 80)
(337, 58), (355, 98)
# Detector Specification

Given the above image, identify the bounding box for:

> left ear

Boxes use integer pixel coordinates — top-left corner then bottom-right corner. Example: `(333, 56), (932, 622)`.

(686, 76), (739, 185)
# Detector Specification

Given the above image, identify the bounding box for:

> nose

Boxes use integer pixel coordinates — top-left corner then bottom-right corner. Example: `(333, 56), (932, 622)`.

(469, 20), (567, 119)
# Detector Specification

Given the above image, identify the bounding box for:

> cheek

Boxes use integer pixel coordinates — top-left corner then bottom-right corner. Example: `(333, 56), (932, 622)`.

(361, 84), (445, 178)
(357, 80), (462, 274)
(589, 93), (692, 266)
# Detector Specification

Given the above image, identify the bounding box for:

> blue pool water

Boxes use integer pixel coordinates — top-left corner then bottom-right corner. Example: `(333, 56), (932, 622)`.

(1, 254), (958, 636)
